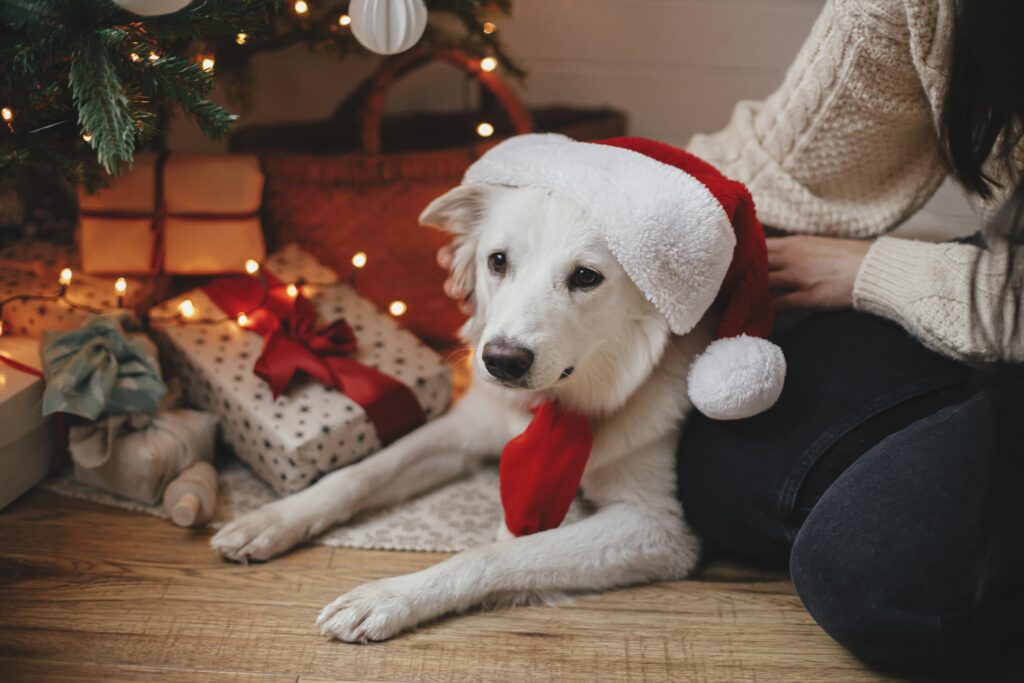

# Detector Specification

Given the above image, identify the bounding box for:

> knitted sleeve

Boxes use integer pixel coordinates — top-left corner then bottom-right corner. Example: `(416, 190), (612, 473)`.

(854, 236), (1024, 363)
(686, 0), (948, 238)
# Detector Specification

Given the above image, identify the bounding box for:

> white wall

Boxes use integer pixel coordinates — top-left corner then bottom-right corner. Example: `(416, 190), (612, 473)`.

(171, 0), (978, 239)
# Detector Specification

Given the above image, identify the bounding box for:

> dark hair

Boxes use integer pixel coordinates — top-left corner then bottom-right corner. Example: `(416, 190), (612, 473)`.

(942, 0), (1024, 198)
(941, 0), (1024, 628)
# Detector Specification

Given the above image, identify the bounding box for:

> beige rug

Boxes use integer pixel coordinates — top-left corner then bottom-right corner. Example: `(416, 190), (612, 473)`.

(44, 458), (591, 553)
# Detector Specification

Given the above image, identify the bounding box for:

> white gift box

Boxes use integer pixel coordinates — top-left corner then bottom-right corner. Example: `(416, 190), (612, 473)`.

(0, 241), (157, 337)
(0, 337), (65, 510)
(150, 245), (452, 495)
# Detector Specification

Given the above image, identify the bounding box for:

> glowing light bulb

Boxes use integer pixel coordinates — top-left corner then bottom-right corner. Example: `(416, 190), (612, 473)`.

(236, 313), (249, 327)
(235, 32), (248, 45)
(1, 107), (12, 122)
(338, 13), (351, 26)
(480, 56), (498, 72)
(351, 251), (367, 269)
(388, 300), (407, 317)
(82, 133), (93, 142)
(293, 0), (308, 15)
(130, 53), (142, 63)
(58, 268), (73, 287)
(114, 277), (127, 307)
(482, 21), (496, 34)
(476, 121), (495, 138)
(178, 299), (196, 319)
(201, 57), (215, 72)
(148, 52), (160, 61)
(244, 259), (260, 275)
(285, 283), (299, 298)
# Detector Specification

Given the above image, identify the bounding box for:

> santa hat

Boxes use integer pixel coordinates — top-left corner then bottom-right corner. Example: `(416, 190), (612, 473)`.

(463, 134), (785, 420)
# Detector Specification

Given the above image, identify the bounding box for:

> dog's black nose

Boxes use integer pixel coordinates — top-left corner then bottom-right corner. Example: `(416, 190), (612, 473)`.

(482, 341), (534, 381)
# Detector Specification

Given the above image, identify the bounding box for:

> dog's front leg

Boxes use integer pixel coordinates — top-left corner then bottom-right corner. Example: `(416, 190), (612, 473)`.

(316, 486), (699, 642)
(212, 387), (523, 562)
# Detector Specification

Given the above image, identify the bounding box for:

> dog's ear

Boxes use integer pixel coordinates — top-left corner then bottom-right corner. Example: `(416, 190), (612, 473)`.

(419, 184), (490, 236)
(420, 184), (491, 312)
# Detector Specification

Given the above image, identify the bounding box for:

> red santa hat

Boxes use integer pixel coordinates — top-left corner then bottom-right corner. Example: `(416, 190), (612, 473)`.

(463, 134), (785, 419)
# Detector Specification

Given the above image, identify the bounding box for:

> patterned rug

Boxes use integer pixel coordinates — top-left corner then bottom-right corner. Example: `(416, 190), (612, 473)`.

(43, 458), (591, 553)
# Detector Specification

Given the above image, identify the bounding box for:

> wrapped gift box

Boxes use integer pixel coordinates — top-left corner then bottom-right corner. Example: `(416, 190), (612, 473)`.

(78, 153), (266, 275)
(149, 245), (452, 494)
(0, 336), (65, 510)
(0, 241), (157, 337)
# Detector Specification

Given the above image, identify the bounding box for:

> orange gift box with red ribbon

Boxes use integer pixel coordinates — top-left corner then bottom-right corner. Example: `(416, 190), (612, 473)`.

(149, 245), (451, 495)
(78, 154), (266, 275)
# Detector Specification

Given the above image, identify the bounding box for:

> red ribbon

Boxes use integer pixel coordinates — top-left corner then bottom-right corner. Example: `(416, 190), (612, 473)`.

(78, 153), (260, 273)
(0, 353), (44, 378)
(202, 271), (425, 446)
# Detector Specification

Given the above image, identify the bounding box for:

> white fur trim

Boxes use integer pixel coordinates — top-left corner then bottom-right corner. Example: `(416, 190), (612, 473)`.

(464, 134), (735, 335)
(687, 335), (785, 420)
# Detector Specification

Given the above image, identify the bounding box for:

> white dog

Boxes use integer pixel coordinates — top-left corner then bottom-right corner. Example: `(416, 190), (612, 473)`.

(211, 135), (784, 643)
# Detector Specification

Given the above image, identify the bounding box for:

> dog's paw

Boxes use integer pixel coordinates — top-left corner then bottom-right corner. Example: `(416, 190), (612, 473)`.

(316, 577), (425, 643)
(210, 502), (311, 562)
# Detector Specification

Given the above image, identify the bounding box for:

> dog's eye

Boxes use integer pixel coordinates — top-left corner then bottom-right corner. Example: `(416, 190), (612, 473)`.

(569, 267), (603, 290)
(488, 251), (508, 275)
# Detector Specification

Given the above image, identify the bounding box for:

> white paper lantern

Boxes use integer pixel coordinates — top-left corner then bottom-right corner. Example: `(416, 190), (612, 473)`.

(350, 0), (428, 55)
(111, 0), (194, 16)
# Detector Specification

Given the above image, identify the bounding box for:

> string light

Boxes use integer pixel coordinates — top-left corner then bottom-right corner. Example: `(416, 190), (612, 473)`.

(58, 268), (73, 289)
(388, 300), (407, 317)
(178, 299), (196, 319)
(235, 32), (248, 45)
(200, 56), (215, 72)
(148, 52), (160, 61)
(476, 122), (495, 138)
(285, 283), (299, 298)
(338, 13), (351, 26)
(130, 53), (142, 63)
(1, 107), (12, 122)
(236, 313), (249, 327)
(244, 259), (260, 275)
(293, 0), (309, 15)
(482, 21), (496, 34)
(480, 56), (498, 72)
(351, 252), (367, 269)
(82, 133), (93, 142)
(114, 277), (127, 308)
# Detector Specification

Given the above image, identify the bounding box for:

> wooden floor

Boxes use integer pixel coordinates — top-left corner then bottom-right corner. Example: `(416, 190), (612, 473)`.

(0, 490), (1015, 682)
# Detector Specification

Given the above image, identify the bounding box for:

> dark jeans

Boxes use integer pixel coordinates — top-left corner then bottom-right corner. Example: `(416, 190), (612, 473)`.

(677, 311), (1023, 670)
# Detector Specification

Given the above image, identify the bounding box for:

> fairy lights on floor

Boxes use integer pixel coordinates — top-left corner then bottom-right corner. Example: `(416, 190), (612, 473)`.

(1, 249), (411, 341)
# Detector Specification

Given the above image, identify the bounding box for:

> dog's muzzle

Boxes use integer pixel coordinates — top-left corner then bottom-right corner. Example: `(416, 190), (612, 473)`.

(482, 340), (534, 382)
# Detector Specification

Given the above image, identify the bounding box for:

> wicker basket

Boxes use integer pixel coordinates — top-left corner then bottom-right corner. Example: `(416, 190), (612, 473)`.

(231, 48), (626, 348)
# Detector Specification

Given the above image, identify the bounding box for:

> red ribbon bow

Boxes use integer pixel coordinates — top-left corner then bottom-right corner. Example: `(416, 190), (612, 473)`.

(203, 271), (425, 446)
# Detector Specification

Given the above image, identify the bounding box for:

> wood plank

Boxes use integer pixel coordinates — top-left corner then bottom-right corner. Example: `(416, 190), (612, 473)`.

(0, 659), (297, 683)
(2, 488), (1018, 682)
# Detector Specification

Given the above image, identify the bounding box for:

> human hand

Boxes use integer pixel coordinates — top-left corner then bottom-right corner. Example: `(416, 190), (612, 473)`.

(436, 244), (474, 314)
(766, 235), (872, 311)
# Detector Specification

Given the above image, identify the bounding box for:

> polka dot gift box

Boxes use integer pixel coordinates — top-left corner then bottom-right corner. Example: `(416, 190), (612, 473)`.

(149, 245), (452, 495)
(0, 241), (157, 338)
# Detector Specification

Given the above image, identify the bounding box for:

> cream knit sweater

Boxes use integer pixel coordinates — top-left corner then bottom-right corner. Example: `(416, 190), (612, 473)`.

(687, 0), (1023, 363)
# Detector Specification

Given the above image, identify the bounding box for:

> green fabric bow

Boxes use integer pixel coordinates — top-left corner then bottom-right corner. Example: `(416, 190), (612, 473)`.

(41, 314), (167, 420)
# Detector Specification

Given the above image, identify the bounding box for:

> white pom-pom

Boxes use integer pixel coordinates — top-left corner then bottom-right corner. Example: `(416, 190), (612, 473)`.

(687, 335), (785, 420)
